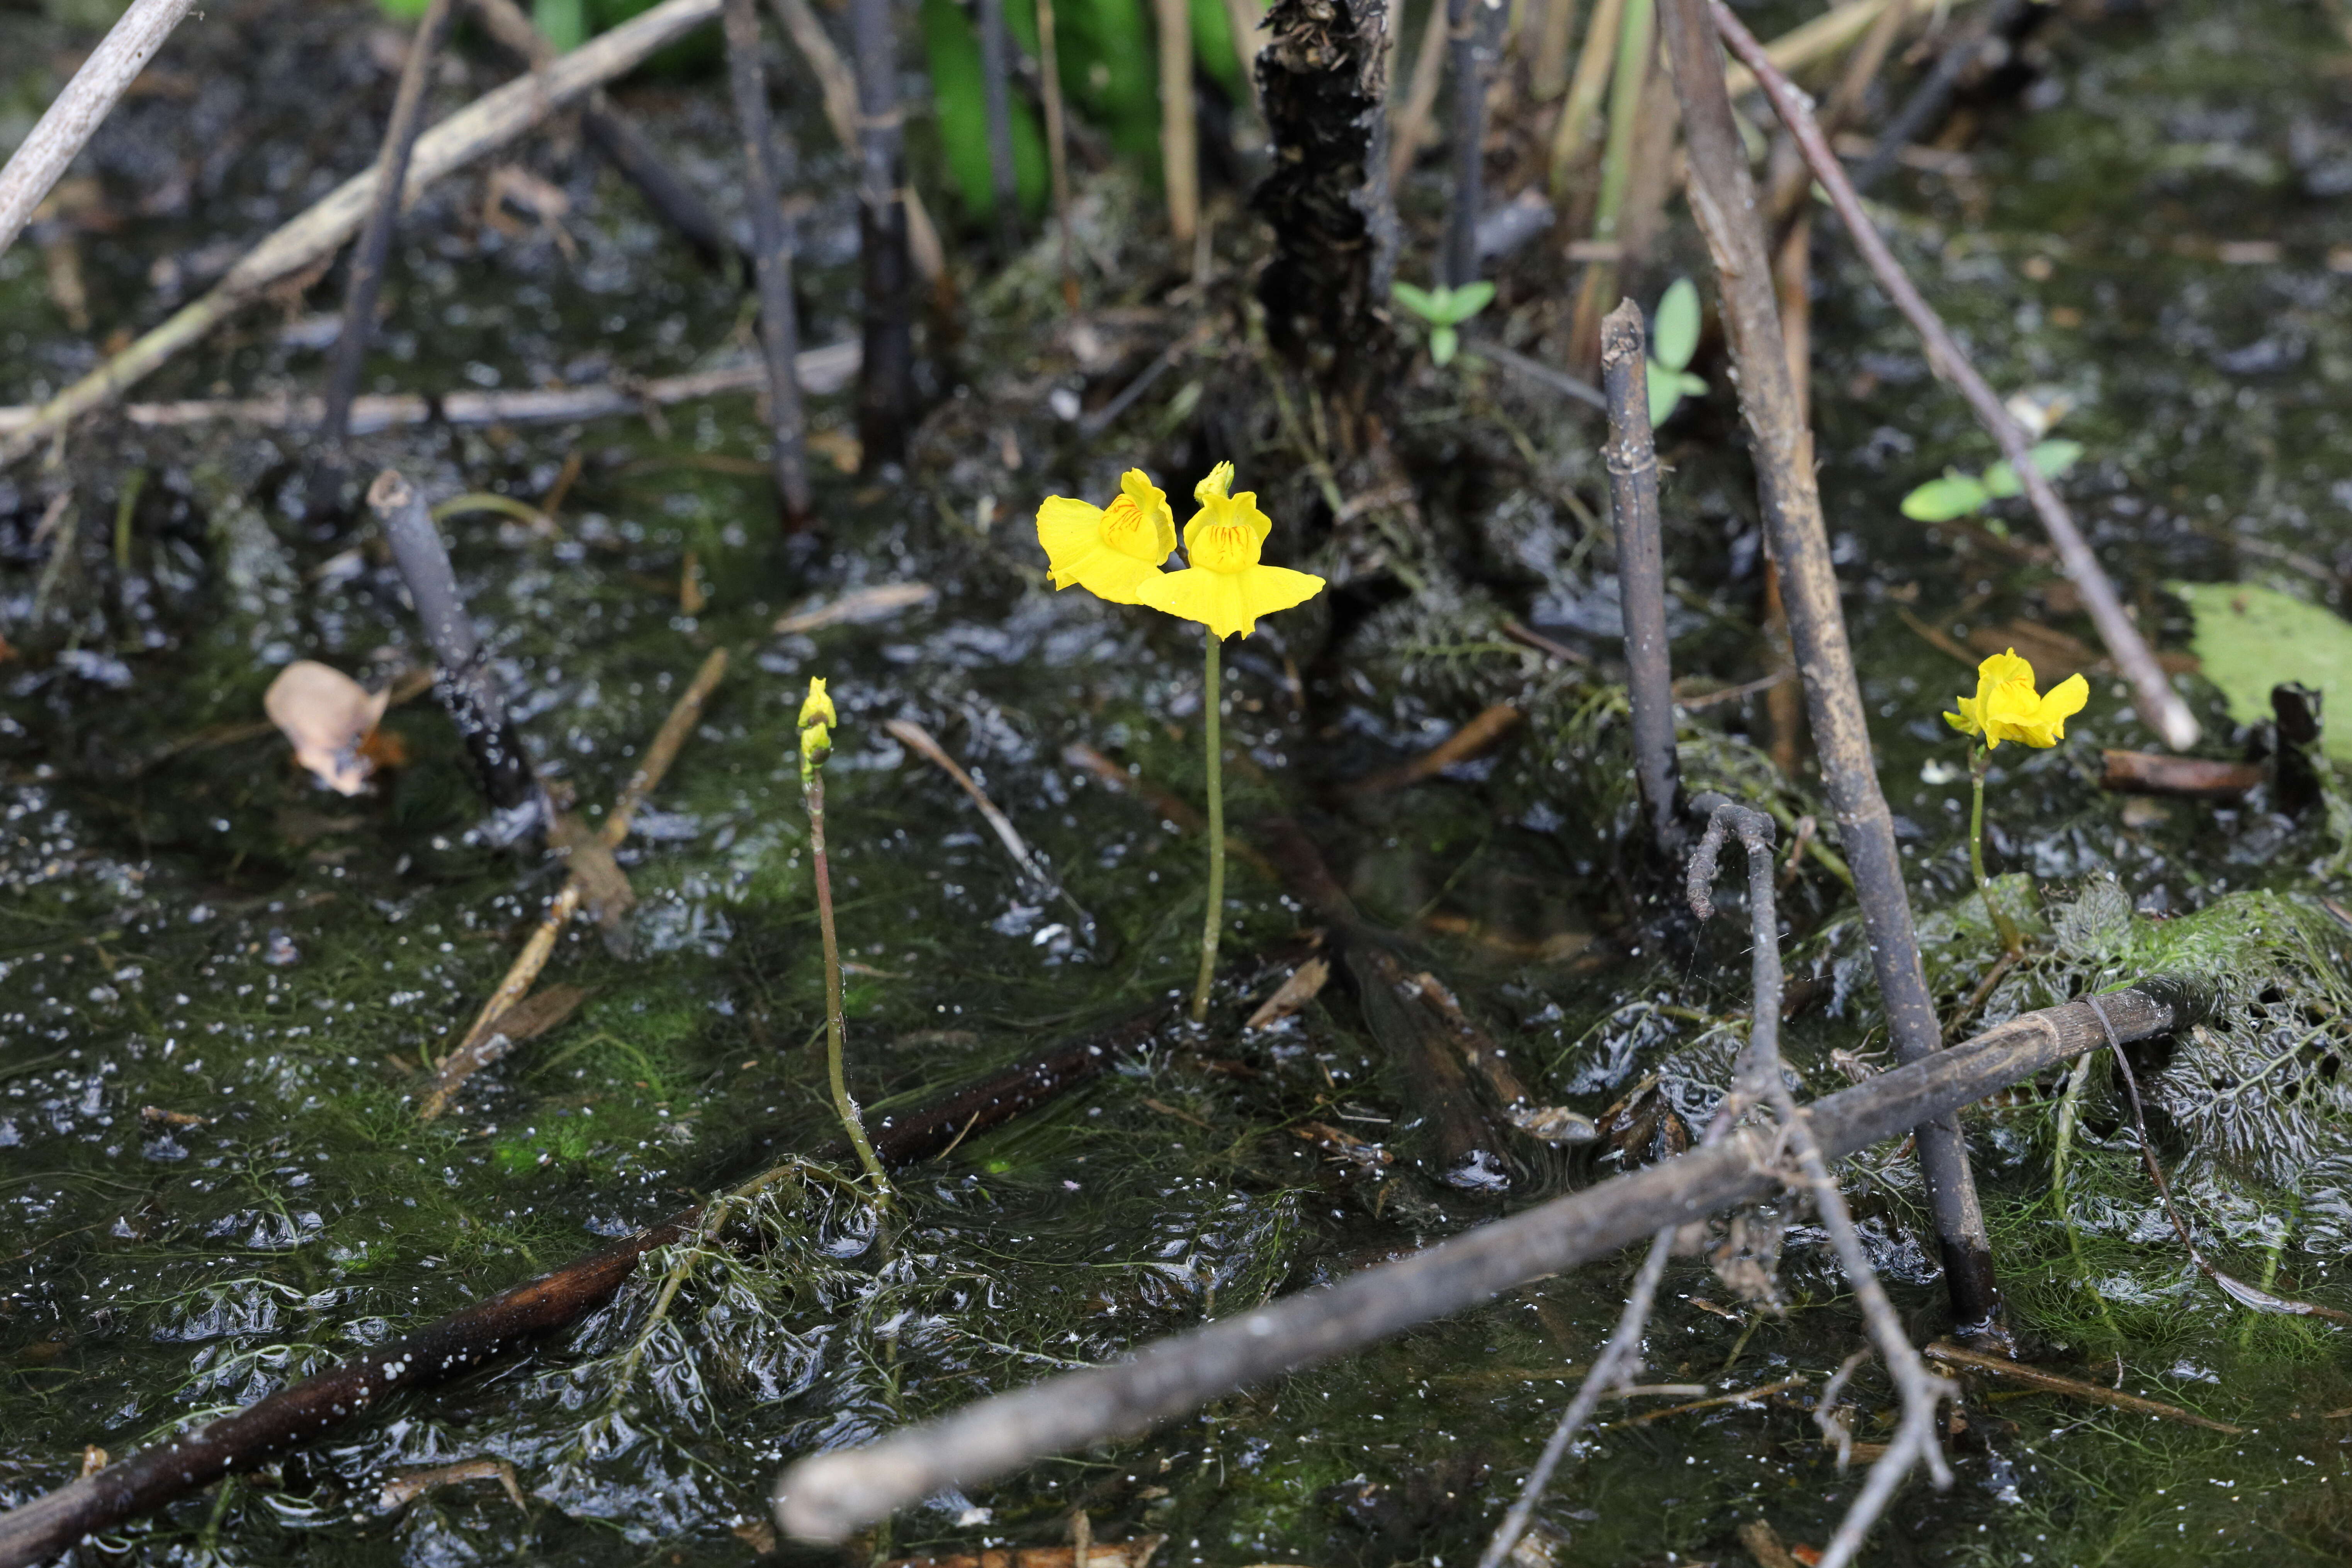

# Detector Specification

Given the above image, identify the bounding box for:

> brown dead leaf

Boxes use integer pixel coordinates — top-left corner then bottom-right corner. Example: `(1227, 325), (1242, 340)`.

(1245, 954), (1330, 1031)
(377, 1457), (529, 1515)
(547, 813), (635, 929)
(479, 984), (590, 1047)
(264, 661), (391, 795)
(807, 428), (863, 473)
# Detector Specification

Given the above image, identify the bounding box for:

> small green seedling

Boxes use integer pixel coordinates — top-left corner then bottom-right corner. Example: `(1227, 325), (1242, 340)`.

(1392, 280), (1496, 367)
(1899, 440), (2085, 522)
(1646, 278), (1709, 426)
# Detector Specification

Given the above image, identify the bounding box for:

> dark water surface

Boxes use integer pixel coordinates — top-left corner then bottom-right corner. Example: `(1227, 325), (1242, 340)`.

(4, 0), (2352, 1562)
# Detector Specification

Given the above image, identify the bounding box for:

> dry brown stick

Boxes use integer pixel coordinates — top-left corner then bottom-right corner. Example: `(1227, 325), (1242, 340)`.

(724, 0), (813, 519)
(1922, 1342), (2246, 1434)
(1342, 703), (1523, 795)
(1388, 0), (1453, 192)
(320, 0), (459, 450)
(2099, 750), (2260, 800)
(0, 0), (199, 258)
(0, 343), (859, 437)
(0, 0), (725, 467)
(1607, 1371), (1810, 1427)
(418, 648), (729, 1119)
(1601, 301), (1682, 854)
(885, 719), (1093, 934)
(1710, 1), (2198, 753)
(1660, 0), (1998, 1332)
(763, 0), (947, 286)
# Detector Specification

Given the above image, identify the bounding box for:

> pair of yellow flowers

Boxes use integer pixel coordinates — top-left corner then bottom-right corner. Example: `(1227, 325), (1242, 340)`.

(1034, 463), (1324, 639)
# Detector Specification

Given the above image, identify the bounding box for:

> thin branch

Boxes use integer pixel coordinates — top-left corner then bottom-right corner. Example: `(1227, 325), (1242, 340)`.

(723, 0), (813, 519)
(319, 0), (459, 451)
(1659, 0), (1999, 1331)
(883, 718), (1095, 940)
(0, 0), (727, 467)
(769, 975), (2204, 1541)
(1710, 1), (2198, 752)
(850, 0), (914, 462)
(0, 0), (199, 259)
(420, 648), (729, 1119)
(1601, 300), (1683, 853)
(978, 0), (1023, 251)
(1441, 0), (1508, 287)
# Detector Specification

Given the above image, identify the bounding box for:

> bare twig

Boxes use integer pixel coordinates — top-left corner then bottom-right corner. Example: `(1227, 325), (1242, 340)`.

(0, 0), (199, 259)
(850, 0), (914, 462)
(1601, 301), (1683, 854)
(1388, 0), (1451, 191)
(369, 471), (541, 820)
(1848, 0), (2027, 193)
(418, 649), (728, 1119)
(2099, 750), (2260, 800)
(1660, 0), (1999, 1330)
(1461, 336), (1607, 409)
(1687, 797), (1956, 1568)
(1342, 703), (1523, 795)
(319, 0), (459, 451)
(0, 0), (727, 467)
(1155, 0), (1198, 243)
(1711, 2), (2197, 752)
(0, 343), (858, 438)
(884, 718), (1094, 938)
(978, 0), (1023, 251)
(1442, 0), (1509, 287)
(468, 0), (741, 267)
(768, 976), (2203, 1541)
(1922, 1341), (2246, 1433)
(723, 0), (813, 519)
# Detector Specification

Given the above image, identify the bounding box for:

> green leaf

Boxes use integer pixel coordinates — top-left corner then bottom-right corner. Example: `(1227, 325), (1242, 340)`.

(1653, 277), (1701, 372)
(1392, 281), (1441, 323)
(1438, 280), (1496, 324)
(2174, 581), (2352, 761)
(1900, 471), (1991, 522)
(1983, 439), (2085, 499)
(1676, 371), (1708, 396)
(534, 0), (587, 51)
(1431, 324), (1460, 367)
(1647, 364), (1682, 426)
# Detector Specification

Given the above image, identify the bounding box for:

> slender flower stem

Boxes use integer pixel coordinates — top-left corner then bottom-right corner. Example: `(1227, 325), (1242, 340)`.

(805, 765), (892, 1198)
(1191, 630), (1225, 1023)
(1968, 744), (2024, 957)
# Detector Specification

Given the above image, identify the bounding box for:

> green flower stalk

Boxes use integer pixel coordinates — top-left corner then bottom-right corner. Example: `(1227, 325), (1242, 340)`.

(799, 678), (891, 1199)
(1944, 648), (2089, 960)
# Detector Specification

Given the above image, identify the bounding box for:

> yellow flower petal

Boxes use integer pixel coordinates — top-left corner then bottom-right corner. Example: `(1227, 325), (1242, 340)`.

(1035, 480), (1174, 605)
(1948, 647), (2086, 749)
(1196, 461), (1235, 503)
(1138, 563), (1325, 640)
(1036, 495), (1106, 585)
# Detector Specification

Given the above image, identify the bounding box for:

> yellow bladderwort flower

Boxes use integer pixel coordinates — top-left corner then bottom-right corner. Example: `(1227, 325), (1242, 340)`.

(1135, 462), (1326, 639)
(1944, 649), (2088, 957)
(1034, 468), (1178, 604)
(1944, 648), (2089, 749)
(797, 676), (836, 781)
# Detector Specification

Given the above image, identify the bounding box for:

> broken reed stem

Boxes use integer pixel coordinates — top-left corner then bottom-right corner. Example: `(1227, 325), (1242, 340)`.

(367, 469), (540, 819)
(1474, 1227), (1676, 1568)
(1547, 0), (1621, 188)
(1191, 632), (1227, 1024)
(1599, 301), (1682, 855)
(1709, 1), (2198, 753)
(0, 0), (726, 468)
(1388, 0), (1451, 192)
(1034, 0), (1078, 307)
(850, 0), (914, 463)
(0, 0), (198, 259)
(1531, 0), (1580, 99)
(0, 1017), (1154, 1568)
(1440, 0), (1507, 287)
(1657, 0), (1999, 1332)
(977, 0), (1022, 250)
(1156, 0), (1199, 243)
(722, 0), (813, 520)
(420, 648), (729, 1119)
(1849, 0), (2027, 194)
(769, 975), (2205, 1541)
(319, 0), (458, 453)
(1688, 798), (1956, 1568)
(468, 0), (741, 268)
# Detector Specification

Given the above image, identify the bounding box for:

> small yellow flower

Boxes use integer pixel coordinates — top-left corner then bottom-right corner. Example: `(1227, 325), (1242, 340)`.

(1135, 462), (1325, 640)
(1035, 469), (1178, 605)
(1945, 649), (2088, 749)
(799, 676), (836, 774)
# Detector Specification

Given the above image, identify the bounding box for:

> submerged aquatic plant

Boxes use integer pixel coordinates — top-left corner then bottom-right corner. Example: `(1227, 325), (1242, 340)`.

(799, 677), (892, 1200)
(1944, 648), (2087, 957)
(1037, 462), (1324, 1020)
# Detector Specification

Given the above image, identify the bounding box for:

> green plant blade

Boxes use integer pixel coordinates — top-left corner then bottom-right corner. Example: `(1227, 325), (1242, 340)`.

(2174, 581), (2352, 761)
(1984, 438), (2086, 499)
(1432, 324), (1459, 367)
(1392, 281), (1441, 322)
(1647, 363), (1681, 426)
(1900, 471), (1992, 522)
(1653, 276), (1700, 372)
(1439, 280), (1496, 324)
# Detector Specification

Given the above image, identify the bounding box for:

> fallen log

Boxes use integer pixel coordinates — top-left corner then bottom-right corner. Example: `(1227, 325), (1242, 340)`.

(0, 1010), (1159, 1568)
(772, 977), (2209, 1541)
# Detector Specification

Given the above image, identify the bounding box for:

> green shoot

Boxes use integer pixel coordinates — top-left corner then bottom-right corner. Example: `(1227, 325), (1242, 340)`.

(1392, 279), (1495, 367)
